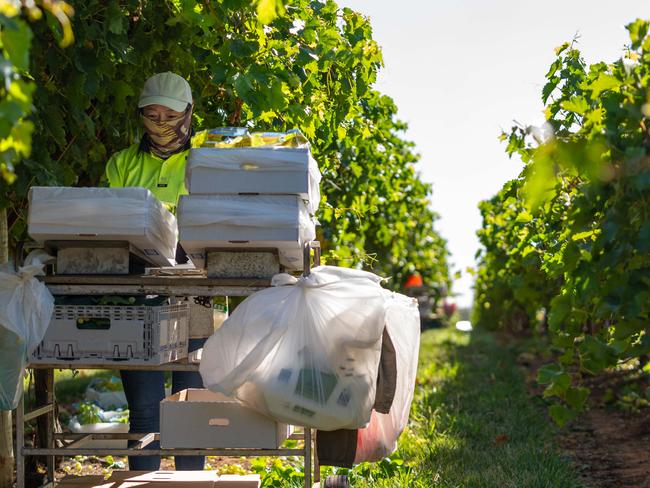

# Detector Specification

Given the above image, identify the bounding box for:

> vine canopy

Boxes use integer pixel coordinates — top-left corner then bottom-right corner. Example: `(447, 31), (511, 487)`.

(0, 0), (451, 292)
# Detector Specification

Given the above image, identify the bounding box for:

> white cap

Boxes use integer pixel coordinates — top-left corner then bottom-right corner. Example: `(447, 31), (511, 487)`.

(138, 72), (192, 112)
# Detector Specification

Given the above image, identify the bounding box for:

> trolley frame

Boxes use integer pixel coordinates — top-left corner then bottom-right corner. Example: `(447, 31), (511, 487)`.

(15, 241), (322, 488)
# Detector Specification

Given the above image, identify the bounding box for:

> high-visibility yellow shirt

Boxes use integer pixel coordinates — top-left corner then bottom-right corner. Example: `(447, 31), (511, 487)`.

(105, 132), (207, 210)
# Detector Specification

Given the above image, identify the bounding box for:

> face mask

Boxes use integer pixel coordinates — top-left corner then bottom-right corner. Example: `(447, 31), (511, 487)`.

(141, 107), (192, 159)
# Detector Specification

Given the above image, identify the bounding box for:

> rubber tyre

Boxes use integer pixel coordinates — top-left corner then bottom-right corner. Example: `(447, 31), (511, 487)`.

(324, 475), (350, 488)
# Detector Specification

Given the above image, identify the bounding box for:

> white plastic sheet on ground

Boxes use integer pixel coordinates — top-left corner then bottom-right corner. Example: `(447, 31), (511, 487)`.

(354, 291), (420, 463)
(0, 250), (55, 409)
(27, 186), (178, 266)
(84, 376), (128, 410)
(199, 266), (387, 431)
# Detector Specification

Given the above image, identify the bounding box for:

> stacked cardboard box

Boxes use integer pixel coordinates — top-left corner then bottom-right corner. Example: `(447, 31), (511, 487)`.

(57, 471), (261, 487)
(27, 186), (178, 267)
(179, 133), (320, 271)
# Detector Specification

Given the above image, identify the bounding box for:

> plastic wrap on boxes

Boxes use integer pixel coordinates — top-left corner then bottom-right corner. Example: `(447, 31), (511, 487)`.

(28, 186), (178, 267)
(186, 146), (321, 213)
(200, 128), (308, 148)
(354, 291), (420, 463)
(178, 195), (316, 270)
(199, 266), (387, 431)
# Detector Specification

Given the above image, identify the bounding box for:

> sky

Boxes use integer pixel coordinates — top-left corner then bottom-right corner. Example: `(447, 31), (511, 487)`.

(337, 0), (650, 308)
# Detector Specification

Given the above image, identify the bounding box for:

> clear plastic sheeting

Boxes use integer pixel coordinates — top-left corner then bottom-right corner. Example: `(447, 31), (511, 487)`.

(0, 250), (55, 409)
(27, 186), (178, 266)
(179, 194), (315, 236)
(354, 291), (420, 463)
(178, 195), (316, 270)
(186, 146), (322, 213)
(199, 128), (309, 149)
(188, 147), (316, 171)
(200, 266), (387, 431)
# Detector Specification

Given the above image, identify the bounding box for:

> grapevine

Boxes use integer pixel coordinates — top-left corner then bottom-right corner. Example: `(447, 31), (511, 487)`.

(474, 20), (650, 424)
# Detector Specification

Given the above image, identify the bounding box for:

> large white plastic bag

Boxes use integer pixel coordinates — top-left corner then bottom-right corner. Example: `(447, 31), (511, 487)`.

(200, 266), (387, 430)
(0, 250), (55, 409)
(354, 291), (420, 463)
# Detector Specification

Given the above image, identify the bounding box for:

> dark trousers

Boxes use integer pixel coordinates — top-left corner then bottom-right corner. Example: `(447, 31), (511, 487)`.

(120, 338), (206, 470)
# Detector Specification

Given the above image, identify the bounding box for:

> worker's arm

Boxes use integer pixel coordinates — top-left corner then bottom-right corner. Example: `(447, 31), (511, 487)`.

(103, 151), (124, 188)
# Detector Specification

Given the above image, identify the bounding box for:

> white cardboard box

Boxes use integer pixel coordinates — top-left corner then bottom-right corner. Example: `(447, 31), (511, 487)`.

(178, 195), (315, 270)
(108, 470), (218, 487)
(27, 186), (178, 267)
(160, 389), (292, 449)
(216, 475), (260, 487)
(57, 471), (261, 487)
(186, 146), (321, 213)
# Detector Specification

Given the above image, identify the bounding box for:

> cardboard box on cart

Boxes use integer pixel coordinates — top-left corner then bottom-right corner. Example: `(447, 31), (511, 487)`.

(186, 146), (321, 214)
(160, 389), (291, 449)
(216, 475), (261, 487)
(177, 194), (315, 270)
(57, 471), (261, 487)
(27, 186), (178, 268)
(56, 471), (216, 487)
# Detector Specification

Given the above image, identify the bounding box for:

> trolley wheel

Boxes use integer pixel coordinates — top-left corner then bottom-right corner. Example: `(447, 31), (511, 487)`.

(324, 475), (350, 488)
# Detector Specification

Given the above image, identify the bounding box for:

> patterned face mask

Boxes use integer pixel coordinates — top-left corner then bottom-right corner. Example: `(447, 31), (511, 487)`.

(141, 106), (193, 159)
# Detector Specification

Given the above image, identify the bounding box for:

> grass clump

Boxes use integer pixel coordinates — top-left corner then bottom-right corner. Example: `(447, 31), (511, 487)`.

(381, 327), (581, 488)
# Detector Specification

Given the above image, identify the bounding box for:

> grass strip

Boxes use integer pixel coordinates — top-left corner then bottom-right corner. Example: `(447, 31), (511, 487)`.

(42, 328), (582, 487)
(346, 327), (581, 487)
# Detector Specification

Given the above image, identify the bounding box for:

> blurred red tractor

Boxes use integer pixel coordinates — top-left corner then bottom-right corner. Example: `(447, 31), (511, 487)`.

(403, 272), (448, 330)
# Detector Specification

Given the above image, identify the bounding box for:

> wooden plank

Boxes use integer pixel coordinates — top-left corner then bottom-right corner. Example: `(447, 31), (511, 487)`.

(15, 394), (23, 488)
(132, 433), (156, 450)
(0, 411), (12, 488)
(41, 275), (271, 286)
(29, 361), (199, 372)
(23, 447), (305, 457)
(42, 284), (267, 296)
(304, 428), (312, 488)
(54, 433), (160, 441)
(313, 429), (320, 484)
(34, 370), (56, 480)
(0, 208), (13, 488)
(24, 404), (54, 422)
(40, 267), (275, 296)
(64, 434), (93, 449)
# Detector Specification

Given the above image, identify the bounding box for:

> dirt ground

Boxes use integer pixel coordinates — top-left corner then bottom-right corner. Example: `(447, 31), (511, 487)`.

(18, 455), (252, 486)
(53, 455), (252, 480)
(23, 336), (650, 487)
(560, 408), (650, 488)
(51, 413), (650, 488)
(516, 348), (650, 488)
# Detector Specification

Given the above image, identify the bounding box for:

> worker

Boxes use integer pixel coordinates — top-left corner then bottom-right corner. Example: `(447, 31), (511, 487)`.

(105, 71), (196, 211)
(104, 72), (206, 471)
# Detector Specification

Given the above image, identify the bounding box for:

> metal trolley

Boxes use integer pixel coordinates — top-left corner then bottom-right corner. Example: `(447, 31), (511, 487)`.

(14, 242), (346, 488)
